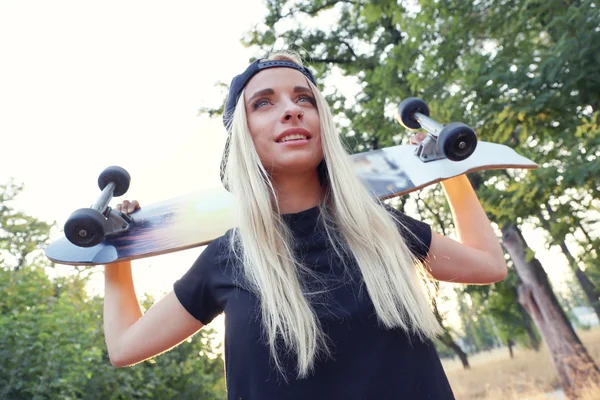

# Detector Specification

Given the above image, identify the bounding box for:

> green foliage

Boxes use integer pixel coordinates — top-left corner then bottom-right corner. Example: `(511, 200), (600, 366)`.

(0, 180), (54, 270)
(228, 0), (600, 333)
(463, 270), (532, 347)
(433, 338), (458, 359)
(456, 290), (502, 352)
(238, 0), (600, 227)
(0, 181), (226, 399)
(0, 266), (226, 399)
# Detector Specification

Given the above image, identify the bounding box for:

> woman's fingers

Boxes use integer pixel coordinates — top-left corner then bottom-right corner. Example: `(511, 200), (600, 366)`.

(128, 200), (140, 213)
(409, 132), (427, 145)
(115, 200), (141, 214)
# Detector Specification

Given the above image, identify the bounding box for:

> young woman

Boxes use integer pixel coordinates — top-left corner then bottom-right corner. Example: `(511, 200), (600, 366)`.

(104, 52), (507, 399)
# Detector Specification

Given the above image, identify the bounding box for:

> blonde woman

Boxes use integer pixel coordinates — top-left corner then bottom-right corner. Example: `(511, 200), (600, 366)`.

(105, 52), (507, 399)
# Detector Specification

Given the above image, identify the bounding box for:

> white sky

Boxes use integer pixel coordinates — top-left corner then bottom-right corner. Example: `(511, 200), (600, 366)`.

(0, 0), (272, 339)
(0, 1), (578, 340)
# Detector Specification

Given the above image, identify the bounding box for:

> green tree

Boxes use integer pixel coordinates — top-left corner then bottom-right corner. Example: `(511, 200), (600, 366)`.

(0, 180), (53, 270)
(0, 265), (226, 399)
(222, 0), (600, 395)
(0, 182), (227, 399)
(463, 269), (541, 356)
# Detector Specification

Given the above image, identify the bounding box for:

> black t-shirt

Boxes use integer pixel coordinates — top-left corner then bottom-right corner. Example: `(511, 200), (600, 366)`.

(174, 205), (455, 400)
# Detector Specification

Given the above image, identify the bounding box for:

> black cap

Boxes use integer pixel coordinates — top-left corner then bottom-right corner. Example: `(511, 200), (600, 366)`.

(220, 59), (317, 190)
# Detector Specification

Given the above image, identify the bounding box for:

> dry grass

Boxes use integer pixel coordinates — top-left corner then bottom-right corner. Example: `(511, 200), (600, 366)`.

(441, 328), (600, 399)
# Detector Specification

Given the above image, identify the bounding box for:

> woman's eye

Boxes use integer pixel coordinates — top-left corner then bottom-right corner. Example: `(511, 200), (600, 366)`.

(298, 96), (316, 104)
(253, 99), (270, 109)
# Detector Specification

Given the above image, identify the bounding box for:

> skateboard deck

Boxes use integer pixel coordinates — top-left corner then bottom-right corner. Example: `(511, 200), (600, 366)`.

(45, 141), (537, 266)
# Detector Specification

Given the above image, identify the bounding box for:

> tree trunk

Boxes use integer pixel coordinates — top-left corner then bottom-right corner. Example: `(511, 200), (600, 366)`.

(541, 205), (600, 319)
(502, 223), (600, 398)
(518, 300), (541, 351)
(438, 333), (470, 369)
(578, 223), (597, 254)
(507, 339), (515, 359)
(560, 241), (600, 317)
(487, 315), (503, 348)
(433, 301), (470, 369)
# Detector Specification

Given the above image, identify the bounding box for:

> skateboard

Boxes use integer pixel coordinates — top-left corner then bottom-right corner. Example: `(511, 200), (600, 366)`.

(45, 98), (538, 266)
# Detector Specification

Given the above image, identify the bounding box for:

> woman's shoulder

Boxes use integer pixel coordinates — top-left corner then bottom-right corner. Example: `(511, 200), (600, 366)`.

(381, 203), (426, 226)
(177, 230), (238, 287)
(380, 203), (432, 260)
(202, 229), (236, 263)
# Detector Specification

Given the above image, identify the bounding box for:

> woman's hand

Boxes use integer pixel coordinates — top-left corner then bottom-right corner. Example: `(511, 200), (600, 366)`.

(104, 196), (205, 368)
(409, 132), (427, 145)
(407, 131), (508, 284)
(115, 200), (141, 214)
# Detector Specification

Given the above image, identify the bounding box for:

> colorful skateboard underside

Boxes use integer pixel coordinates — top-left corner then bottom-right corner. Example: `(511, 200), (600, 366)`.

(45, 141), (537, 266)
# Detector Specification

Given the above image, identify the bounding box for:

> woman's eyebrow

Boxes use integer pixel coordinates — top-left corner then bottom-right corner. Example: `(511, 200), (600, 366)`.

(247, 86), (313, 104)
(247, 88), (274, 104)
(294, 86), (312, 94)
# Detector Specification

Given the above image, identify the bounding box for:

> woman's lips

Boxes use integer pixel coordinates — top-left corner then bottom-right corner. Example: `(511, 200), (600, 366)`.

(275, 128), (312, 143)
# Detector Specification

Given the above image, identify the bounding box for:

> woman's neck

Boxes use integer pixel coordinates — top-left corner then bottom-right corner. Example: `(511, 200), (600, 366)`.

(271, 170), (324, 214)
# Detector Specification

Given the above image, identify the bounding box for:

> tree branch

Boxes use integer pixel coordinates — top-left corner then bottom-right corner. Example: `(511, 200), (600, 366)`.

(417, 194), (448, 235)
(283, 0), (358, 18)
(379, 13), (403, 46)
(340, 39), (358, 59)
(310, 57), (354, 65)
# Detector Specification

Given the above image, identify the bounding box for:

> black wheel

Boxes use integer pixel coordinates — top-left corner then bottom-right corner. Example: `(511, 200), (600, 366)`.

(396, 97), (430, 129)
(98, 166), (130, 197)
(64, 208), (107, 247)
(437, 122), (478, 161)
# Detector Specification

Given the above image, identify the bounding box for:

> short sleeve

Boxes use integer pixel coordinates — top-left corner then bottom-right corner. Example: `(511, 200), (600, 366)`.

(384, 205), (432, 262)
(173, 237), (226, 325)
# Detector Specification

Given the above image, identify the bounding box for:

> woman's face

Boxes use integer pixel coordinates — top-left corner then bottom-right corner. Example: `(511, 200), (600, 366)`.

(243, 67), (323, 177)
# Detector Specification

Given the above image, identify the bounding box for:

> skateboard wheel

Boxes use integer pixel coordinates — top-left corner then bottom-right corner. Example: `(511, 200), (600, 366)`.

(64, 208), (107, 247)
(396, 97), (430, 129)
(98, 166), (130, 197)
(437, 122), (478, 161)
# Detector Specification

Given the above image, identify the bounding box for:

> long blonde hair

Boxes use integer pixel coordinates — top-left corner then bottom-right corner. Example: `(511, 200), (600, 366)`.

(222, 51), (441, 381)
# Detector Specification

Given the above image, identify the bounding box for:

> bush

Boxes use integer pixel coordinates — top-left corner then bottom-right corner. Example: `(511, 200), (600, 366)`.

(0, 266), (226, 399)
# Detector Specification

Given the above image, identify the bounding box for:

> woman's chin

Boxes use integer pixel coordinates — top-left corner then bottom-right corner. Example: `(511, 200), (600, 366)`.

(268, 159), (323, 177)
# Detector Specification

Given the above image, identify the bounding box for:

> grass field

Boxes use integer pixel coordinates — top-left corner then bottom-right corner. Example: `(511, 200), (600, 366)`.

(441, 328), (600, 399)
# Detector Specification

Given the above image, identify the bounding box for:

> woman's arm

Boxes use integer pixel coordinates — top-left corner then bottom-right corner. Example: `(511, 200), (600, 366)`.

(104, 198), (205, 366)
(427, 175), (508, 284)
(104, 261), (204, 367)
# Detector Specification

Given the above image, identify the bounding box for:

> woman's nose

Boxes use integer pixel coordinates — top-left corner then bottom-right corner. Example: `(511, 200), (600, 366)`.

(282, 103), (304, 122)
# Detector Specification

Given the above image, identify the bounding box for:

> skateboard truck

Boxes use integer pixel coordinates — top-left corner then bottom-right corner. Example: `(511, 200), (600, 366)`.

(63, 166), (133, 248)
(396, 97), (478, 163)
